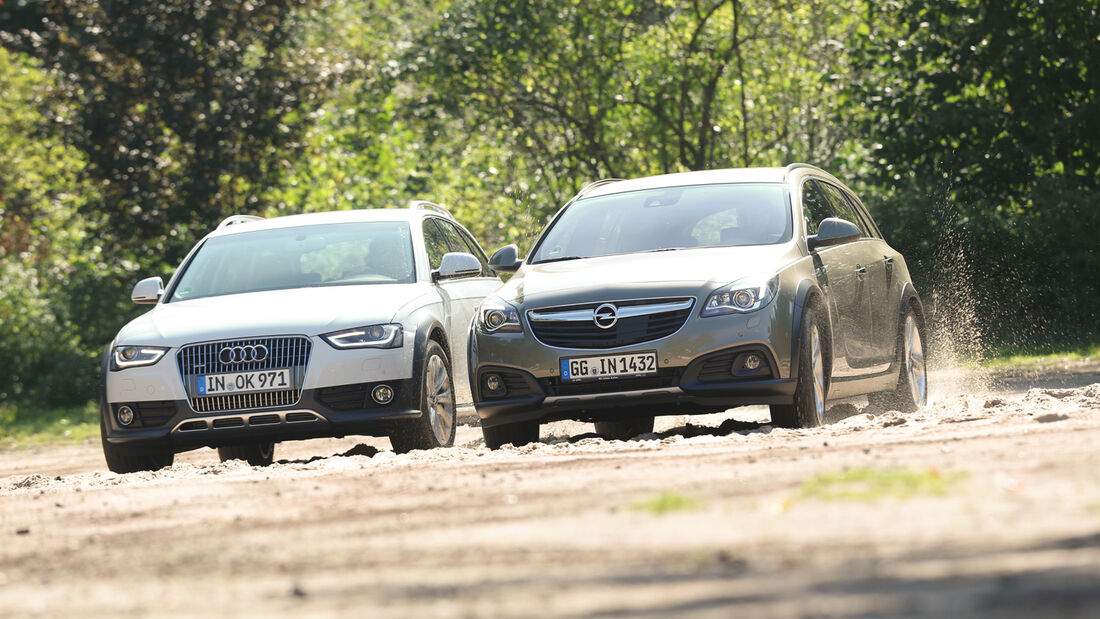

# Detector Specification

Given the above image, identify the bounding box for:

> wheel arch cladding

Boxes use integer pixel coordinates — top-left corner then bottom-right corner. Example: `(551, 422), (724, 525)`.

(411, 314), (450, 381)
(790, 279), (831, 383)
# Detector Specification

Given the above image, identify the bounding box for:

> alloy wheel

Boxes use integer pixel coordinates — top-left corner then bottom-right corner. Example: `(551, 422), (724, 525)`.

(425, 355), (455, 445)
(904, 315), (927, 407)
(811, 324), (826, 422)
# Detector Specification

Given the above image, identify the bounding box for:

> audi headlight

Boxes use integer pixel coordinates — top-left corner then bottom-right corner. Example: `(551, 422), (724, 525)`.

(476, 297), (522, 334)
(322, 324), (404, 349)
(702, 276), (779, 317)
(111, 346), (169, 370)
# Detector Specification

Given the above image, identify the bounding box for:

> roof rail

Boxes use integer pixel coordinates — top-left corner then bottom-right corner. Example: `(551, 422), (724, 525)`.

(217, 215), (263, 229)
(573, 178), (623, 201)
(409, 200), (454, 220)
(783, 163), (828, 180)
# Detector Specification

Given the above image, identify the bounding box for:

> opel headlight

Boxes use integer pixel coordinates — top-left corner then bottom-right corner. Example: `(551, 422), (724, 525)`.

(476, 297), (522, 334)
(322, 324), (404, 349)
(111, 346), (169, 370)
(702, 276), (779, 316)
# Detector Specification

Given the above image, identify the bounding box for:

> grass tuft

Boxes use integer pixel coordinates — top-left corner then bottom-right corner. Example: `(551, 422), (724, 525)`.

(0, 401), (99, 450)
(631, 490), (704, 514)
(800, 467), (965, 502)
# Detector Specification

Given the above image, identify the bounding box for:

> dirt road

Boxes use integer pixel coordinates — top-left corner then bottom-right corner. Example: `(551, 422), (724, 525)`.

(2, 364), (1099, 617)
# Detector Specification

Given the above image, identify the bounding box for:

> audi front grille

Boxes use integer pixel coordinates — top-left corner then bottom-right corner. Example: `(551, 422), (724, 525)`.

(527, 298), (694, 349)
(176, 336), (312, 413)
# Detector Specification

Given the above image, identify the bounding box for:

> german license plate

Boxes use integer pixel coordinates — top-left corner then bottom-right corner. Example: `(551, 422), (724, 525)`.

(560, 352), (658, 382)
(197, 369), (291, 395)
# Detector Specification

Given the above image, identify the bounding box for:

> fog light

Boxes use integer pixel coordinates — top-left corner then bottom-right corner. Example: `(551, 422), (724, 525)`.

(744, 354), (762, 370)
(484, 373), (506, 396)
(371, 384), (394, 405)
(117, 405), (135, 426)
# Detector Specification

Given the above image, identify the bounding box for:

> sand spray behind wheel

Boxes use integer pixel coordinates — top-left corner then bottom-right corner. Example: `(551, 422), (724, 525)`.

(922, 194), (991, 403)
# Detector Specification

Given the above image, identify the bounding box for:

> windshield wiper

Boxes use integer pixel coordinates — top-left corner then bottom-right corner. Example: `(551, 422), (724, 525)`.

(534, 255), (586, 264)
(638, 247), (689, 253)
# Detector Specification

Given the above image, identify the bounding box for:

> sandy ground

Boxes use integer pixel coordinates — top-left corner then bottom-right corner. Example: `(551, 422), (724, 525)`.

(2, 363), (1099, 617)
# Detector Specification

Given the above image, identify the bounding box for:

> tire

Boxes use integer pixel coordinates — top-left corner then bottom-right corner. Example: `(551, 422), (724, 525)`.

(482, 419), (540, 450)
(770, 305), (828, 428)
(217, 442), (275, 466)
(100, 415), (174, 474)
(391, 340), (457, 453)
(594, 416), (655, 440)
(868, 307), (927, 413)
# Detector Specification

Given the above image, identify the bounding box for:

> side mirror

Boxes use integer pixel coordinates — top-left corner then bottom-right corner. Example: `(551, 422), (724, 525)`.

(131, 276), (164, 304)
(808, 218), (861, 251)
(488, 244), (522, 273)
(434, 252), (482, 281)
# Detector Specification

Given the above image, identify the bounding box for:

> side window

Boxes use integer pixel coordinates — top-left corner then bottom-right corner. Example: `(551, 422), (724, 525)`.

(422, 219), (449, 270)
(817, 182), (870, 237)
(440, 220), (492, 277)
(845, 192), (883, 239)
(801, 180), (832, 236)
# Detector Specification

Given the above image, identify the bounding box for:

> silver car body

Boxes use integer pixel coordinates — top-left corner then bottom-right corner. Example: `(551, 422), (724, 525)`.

(469, 165), (923, 427)
(103, 206), (500, 453)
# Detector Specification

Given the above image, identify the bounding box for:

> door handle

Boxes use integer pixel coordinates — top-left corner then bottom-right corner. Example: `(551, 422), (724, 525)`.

(855, 265), (867, 279)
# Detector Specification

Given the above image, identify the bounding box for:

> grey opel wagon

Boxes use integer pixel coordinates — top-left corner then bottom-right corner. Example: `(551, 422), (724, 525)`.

(468, 164), (927, 449)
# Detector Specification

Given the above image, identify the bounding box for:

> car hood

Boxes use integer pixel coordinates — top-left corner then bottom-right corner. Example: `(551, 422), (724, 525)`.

(115, 284), (435, 346)
(500, 244), (802, 306)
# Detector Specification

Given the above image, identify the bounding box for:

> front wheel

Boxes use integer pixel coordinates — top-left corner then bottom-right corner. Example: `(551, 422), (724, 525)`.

(770, 306), (828, 428)
(594, 416), (655, 440)
(482, 419), (539, 450)
(391, 340), (456, 453)
(101, 415), (174, 474)
(869, 308), (927, 413)
(217, 442), (275, 466)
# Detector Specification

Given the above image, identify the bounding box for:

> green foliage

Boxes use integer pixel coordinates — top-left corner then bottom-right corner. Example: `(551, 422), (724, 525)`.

(852, 0), (1100, 345)
(1, 0), (331, 264)
(0, 401), (100, 449)
(420, 0), (869, 223)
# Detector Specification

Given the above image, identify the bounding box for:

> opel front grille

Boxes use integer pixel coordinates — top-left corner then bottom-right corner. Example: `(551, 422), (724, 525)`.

(527, 298), (694, 349)
(176, 336), (311, 413)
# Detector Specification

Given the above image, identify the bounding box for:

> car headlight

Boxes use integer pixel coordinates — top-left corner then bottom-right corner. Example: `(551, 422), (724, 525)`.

(701, 276), (779, 316)
(476, 297), (522, 334)
(322, 324), (404, 349)
(111, 346), (169, 370)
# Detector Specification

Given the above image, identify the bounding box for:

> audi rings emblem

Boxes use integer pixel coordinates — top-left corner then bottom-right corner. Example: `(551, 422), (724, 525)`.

(219, 344), (268, 364)
(593, 303), (619, 329)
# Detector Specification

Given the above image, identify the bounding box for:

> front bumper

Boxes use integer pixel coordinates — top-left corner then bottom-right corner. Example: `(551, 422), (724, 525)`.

(470, 306), (797, 427)
(103, 379), (421, 451)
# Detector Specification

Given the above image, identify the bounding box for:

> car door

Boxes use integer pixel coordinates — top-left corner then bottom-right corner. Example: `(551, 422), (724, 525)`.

(803, 179), (877, 376)
(841, 190), (901, 365)
(430, 218), (502, 404)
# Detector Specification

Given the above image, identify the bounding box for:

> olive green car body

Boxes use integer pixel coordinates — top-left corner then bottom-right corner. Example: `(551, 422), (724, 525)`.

(469, 164), (925, 430)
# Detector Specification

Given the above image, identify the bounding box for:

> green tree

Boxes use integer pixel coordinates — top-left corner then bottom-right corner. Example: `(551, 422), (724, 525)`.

(1, 0), (329, 265)
(853, 0), (1100, 342)
(420, 0), (866, 213)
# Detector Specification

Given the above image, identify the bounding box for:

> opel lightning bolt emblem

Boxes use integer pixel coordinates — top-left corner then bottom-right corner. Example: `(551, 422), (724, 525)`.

(593, 303), (619, 329)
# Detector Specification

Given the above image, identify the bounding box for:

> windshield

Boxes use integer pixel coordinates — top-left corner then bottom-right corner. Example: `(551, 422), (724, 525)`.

(529, 183), (791, 264)
(169, 222), (415, 302)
